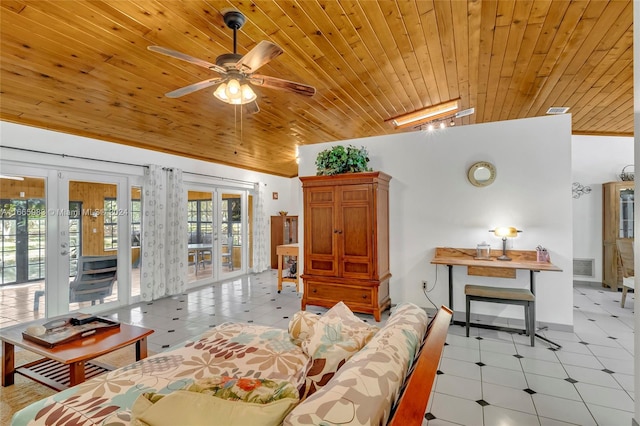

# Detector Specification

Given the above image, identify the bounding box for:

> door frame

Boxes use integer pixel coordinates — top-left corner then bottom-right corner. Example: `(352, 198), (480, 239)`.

(55, 170), (129, 316)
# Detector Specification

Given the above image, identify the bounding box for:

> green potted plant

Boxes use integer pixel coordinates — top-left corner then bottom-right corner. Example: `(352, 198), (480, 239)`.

(315, 145), (372, 176)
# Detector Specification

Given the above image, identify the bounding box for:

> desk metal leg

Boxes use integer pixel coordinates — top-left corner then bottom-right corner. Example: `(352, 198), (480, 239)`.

(447, 265), (454, 317)
(530, 270), (562, 349)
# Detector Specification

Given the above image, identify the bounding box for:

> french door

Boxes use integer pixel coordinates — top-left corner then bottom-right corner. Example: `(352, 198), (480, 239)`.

(219, 190), (250, 280)
(0, 165), (51, 321)
(55, 171), (129, 316)
(185, 186), (251, 284)
(0, 165), (138, 319)
(187, 188), (218, 284)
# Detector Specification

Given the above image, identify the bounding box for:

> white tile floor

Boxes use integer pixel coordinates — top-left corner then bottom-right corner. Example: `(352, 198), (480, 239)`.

(14, 271), (636, 425)
(425, 281), (635, 426)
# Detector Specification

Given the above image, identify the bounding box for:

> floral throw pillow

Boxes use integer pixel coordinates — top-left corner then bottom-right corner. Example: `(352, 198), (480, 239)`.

(299, 302), (378, 399)
(184, 376), (299, 403)
(132, 376), (300, 426)
(288, 310), (320, 346)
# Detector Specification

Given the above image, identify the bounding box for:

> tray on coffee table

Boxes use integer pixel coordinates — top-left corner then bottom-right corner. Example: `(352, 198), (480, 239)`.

(22, 317), (120, 348)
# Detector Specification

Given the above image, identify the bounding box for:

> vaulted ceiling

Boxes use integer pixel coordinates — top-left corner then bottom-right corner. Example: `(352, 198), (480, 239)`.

(0, 1), (633, 177)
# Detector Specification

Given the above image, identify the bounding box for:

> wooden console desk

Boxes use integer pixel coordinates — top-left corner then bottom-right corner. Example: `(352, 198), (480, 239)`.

(431, 247), (562, 346)
(276, 243), (299, 293)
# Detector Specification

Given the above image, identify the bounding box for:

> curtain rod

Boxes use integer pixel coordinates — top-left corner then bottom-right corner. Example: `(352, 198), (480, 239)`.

(1, 146), (260, 186)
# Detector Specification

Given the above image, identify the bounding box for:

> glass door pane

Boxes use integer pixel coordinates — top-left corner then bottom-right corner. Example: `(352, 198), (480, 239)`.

(220, 192), (243, 276)
(131, 186), (142, 298)
(187, 190), (215, 283)
(66, 179), (120, 313)
(619, 189), (634, 238)
(0, 175), (47, 323)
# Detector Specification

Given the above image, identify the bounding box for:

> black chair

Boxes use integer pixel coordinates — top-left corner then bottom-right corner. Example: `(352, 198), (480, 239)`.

(34, 255), (118, 311)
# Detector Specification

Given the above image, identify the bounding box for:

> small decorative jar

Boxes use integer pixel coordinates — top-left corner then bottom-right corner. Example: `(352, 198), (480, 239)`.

(476, 242), (491, 259)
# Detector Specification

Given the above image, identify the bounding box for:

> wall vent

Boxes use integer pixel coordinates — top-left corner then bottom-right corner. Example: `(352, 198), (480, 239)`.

(546, 106), (570, 115)
(573, 258), (595, 278)
(455, 107), (475, 118)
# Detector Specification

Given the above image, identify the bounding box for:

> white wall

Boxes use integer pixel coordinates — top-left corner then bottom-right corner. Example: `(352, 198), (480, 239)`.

(298, 115), (574, 328)
(0, 122), (297, 218)
(571, 135), (633, 283)
(632, 2), (639, 423)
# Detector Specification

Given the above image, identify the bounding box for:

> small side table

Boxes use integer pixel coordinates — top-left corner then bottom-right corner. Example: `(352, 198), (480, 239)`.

(277, 243), (299, 293)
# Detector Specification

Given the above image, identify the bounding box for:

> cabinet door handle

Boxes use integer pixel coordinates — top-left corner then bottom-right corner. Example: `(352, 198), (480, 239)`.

(312, 288), (317, 293)
(362, 294), (368, 299)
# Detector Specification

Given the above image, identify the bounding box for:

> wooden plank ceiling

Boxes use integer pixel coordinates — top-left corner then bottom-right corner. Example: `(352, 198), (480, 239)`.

(0, 1), (633, 178)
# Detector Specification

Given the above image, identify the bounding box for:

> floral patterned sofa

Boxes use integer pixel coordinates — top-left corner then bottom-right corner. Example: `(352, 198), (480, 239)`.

(11, 302), (451, 426)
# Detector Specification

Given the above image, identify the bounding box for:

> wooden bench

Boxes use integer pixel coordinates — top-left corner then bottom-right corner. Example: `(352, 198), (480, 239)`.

(465, 284), (535, 346)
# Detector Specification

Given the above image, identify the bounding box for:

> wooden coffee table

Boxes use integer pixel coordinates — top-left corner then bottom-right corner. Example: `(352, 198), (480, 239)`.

(1, 316), (154, 391)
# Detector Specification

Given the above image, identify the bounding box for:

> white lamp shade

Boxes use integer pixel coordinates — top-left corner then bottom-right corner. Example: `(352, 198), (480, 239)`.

(213, 80), (256, 105)
(494, 226), (519, 238)
(226, 79), (240, 96)
(241, 84), (256, 102)
(213, 83), (229, 101)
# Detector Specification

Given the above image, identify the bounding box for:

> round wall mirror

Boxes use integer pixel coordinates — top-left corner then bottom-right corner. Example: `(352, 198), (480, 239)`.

(468, 161), (496, 187)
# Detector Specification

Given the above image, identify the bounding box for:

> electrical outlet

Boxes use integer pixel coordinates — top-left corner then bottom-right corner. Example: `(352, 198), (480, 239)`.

(422, 280), (428, 290)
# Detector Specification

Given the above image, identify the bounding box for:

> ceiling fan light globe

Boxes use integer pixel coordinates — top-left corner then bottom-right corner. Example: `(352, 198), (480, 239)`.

(226, 78), (241, 96)
(241, 84), (256, 102)
(214, 83), (229, 101)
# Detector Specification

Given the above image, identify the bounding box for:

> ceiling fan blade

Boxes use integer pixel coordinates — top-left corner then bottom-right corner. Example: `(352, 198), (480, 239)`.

(245, 101), (260, 114)
(250, 74), (316, 97)
(235, 41), (284, 73)
(147, 46), (227, 74)
(165, 78), (224, 98)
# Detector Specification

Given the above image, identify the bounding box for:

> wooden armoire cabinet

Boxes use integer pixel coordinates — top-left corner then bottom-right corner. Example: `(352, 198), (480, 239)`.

(602, 181), (634, 290)
(270, 215), (298, 269)
(299, 172), (391, 321)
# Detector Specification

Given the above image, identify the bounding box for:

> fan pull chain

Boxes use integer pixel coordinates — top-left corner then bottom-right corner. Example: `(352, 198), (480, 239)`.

(234, 104), (238, 148)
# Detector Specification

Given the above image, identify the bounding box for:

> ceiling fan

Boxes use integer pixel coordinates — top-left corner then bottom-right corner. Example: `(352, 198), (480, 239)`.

(148, 10), (316, 113)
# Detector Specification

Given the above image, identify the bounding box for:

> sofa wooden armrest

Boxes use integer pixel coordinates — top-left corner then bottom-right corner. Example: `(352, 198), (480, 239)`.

(388, 305), (452, 425)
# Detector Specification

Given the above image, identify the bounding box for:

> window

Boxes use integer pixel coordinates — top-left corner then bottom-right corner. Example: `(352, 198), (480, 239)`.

(131, 199), (141, 247)
(187, 199), (213, 244)
(222, 198), (241, 246)
(0, 201), (17, 285)
(0, 198), (47, 285)
(26, 199), (46, 280)
(69, 202), (82, 276)
(104, 198), (118, 250)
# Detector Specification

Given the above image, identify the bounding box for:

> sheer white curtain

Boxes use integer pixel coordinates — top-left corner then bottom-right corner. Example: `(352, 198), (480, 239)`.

(252, 182), (269, 272)
(141, 165), (188, 301)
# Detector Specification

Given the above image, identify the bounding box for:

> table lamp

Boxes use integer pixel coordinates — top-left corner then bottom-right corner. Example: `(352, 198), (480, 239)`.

(489, 226), (521, 261)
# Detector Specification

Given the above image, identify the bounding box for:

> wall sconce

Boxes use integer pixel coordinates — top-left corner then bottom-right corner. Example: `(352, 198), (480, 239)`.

(489, 226), (522, 261)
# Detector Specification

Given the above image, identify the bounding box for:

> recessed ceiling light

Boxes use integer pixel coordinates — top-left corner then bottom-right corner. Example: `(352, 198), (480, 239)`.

(546, 107), (570, 114)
